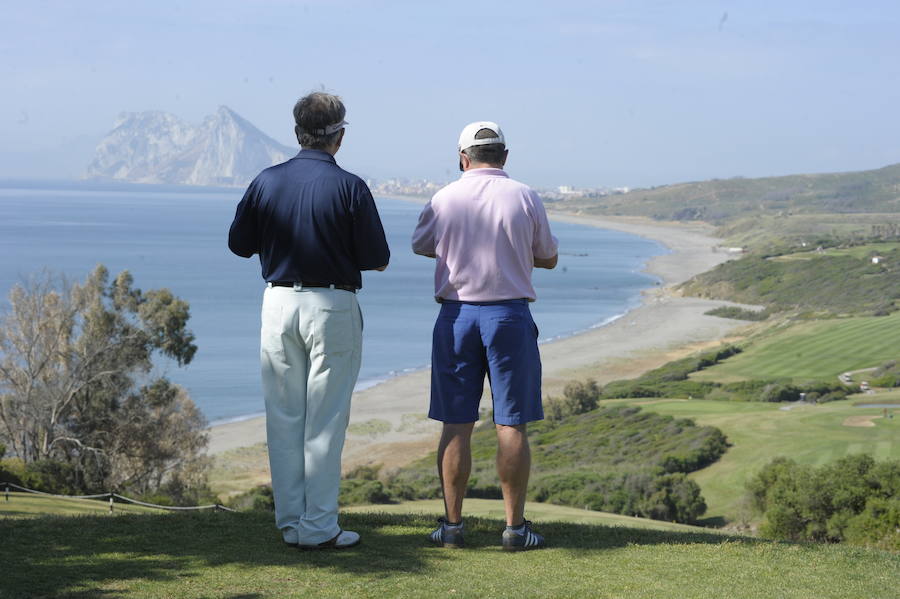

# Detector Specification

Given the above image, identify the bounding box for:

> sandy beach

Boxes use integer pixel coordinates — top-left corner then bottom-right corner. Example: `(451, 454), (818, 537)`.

(207, 209), (754, 477)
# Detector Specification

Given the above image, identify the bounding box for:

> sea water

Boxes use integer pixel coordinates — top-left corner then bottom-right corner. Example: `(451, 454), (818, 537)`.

(0, 181), (666, 424)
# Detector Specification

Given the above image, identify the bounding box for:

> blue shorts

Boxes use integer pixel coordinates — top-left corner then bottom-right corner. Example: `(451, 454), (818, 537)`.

(429, 299), (543, 426)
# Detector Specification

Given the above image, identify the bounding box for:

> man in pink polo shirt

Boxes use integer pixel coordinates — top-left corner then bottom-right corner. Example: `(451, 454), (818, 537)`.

(412, 121), (558, 551)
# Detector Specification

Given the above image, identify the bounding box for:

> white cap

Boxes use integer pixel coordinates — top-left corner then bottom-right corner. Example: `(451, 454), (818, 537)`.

(457, 121), (505, 152)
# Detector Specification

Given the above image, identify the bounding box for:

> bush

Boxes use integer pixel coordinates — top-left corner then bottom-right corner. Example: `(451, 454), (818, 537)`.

(227, 485), (274, 511)
(747, 454), (900, 546)
(339, 479), (393, 506)
(0, 458), (80, 495)
(388, 405), (728, 524)
(546, 379), (601, 420)
(870, 360), (900, 388)
(531, 470), (707, 524)
(705, 306), (771, 321)
(759, 384), (798, 403)
(600, 347), (741, 400)
(844, 498), (900, 551)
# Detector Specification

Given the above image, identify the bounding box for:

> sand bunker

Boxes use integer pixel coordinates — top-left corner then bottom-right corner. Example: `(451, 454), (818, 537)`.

(842, 415), (882, 427)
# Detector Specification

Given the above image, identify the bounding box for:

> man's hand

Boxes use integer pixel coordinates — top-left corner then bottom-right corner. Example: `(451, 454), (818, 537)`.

(374, 264), (388, 271)
(534, 254), (558, 269)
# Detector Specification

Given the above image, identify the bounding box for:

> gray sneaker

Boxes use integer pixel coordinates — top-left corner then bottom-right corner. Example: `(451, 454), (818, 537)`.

(502, 520), (545, 551)
(429, 517), (464, 548)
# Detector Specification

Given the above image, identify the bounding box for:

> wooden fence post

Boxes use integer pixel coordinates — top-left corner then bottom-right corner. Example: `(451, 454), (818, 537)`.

(109, 494), (114, 513)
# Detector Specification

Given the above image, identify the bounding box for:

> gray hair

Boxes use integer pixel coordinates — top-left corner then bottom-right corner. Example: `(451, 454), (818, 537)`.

(462, 128), (506, 166)
(293, 92), (346, 150)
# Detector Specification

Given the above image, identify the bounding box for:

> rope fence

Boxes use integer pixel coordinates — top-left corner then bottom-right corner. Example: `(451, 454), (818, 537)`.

(2, 482), (234, 513)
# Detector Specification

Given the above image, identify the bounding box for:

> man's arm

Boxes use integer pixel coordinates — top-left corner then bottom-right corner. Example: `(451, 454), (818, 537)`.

(228, 180), (261, 257)
(529, 190), (559, 270)
(411, 201), (437, 258)
(351, 181), (391, 271)
(534, 254), (558, 269)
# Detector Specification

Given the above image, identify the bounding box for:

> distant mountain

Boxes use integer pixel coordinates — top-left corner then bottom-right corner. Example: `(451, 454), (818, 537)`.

(84, 106), (296, 186)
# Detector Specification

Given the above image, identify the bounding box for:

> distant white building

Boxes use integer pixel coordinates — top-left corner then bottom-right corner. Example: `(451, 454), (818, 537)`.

(872, 256), (885, 264)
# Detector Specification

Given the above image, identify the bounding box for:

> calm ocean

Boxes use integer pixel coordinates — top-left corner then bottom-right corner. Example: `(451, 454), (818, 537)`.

(0, 181), (665, 424)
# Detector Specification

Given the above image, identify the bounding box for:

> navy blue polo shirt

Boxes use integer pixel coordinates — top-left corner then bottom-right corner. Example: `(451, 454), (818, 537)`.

(228, 149), (390, 289)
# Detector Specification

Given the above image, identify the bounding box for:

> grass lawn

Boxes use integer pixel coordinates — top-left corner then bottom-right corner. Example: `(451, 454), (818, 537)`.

(345, 498), (714, 533)
(618, 395), (900, 524)
(208, 442), (271, 499)
(2, 510), (898, 598)
(0, 491), (167, 518)
(690, 312), (900, 383)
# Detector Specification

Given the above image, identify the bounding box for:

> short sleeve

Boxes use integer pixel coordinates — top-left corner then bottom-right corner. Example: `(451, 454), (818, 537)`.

(529, 191), (559, 260)
(350, 180), (390, 270)
(228, 177), (261, 258)
(411, 200), (438, 257)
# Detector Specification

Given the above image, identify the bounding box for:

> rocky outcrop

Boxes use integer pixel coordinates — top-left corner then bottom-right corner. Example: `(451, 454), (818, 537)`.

(85, 106), (295, 186)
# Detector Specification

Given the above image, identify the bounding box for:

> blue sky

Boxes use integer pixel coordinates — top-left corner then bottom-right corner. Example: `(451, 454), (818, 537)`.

(2, 1), (899, 188)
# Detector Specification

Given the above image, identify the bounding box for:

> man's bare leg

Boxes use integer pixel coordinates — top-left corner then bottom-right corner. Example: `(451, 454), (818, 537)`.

(437, 422), (476, 523)
(496, 423), (530, 526)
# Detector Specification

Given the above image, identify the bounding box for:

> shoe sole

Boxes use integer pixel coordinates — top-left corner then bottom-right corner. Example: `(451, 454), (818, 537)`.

(297, 538), (361, 551)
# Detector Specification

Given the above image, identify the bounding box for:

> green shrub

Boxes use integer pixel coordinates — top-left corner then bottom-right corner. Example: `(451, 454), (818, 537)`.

(0, 458), (79, 494)
(227, 485), (274, 511)
(387, 405), (728, 524)
(870, 360), (900, 388)
(748, 454), (900, 546)
(339, 479), (393, 506)
(601, 347), (740, 399)
(705, 306), (771, 321)
(546, 379), (601, 420)
(844, 498), (900, 551)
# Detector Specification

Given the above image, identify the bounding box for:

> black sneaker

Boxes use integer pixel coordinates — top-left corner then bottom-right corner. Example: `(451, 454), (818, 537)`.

(502, 520), (545, 551)
(429, 517), (464, 548)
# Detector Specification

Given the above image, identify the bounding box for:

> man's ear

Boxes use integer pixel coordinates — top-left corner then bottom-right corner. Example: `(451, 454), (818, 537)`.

(294, 125), (303, 144)
(459, 151), (471, 171)
(500, 148), (509, 167)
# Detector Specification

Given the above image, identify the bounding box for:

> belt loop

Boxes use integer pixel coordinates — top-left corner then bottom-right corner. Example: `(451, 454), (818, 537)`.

(267, 282), (273, 288)
(293, 282), (302, 292)
(329, 284), (336, 290)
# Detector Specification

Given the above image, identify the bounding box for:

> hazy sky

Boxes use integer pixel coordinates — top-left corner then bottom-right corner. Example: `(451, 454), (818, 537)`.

(2, 1), (899, 188)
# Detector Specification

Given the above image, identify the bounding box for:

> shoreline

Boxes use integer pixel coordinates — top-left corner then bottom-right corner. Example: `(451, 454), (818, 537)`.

(207, 210), (753, 467)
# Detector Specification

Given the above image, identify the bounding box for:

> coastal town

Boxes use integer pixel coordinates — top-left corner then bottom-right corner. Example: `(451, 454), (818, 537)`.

(367, 177), (631, 202)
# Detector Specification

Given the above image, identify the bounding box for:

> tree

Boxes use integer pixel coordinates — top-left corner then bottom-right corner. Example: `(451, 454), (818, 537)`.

(545, 379), (601, 421)
(0, 265), (206, 495)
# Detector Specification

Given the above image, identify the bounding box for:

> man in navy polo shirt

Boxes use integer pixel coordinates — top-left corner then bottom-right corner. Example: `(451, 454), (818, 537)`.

(229, 92), (389, 550)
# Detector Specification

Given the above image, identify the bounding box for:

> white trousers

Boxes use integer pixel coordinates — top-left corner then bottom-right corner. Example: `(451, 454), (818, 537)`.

(260, 285), (362, 545)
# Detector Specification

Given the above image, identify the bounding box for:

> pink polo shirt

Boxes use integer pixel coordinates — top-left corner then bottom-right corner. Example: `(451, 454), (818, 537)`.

(411, 168), (559, 302)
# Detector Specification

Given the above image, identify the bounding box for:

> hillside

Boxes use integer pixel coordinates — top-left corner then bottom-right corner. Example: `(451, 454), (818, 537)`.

(555, 162), (900, 223)
(387, 405), (728, 524)
(2, 511), (898, 598)
(678, 245), (900, 316)
(621, 396), (900, 525)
